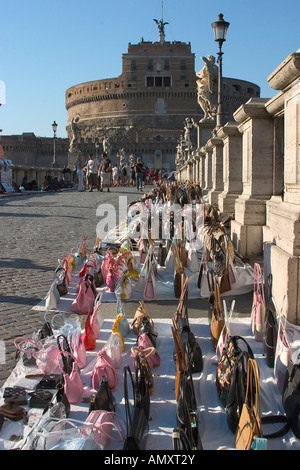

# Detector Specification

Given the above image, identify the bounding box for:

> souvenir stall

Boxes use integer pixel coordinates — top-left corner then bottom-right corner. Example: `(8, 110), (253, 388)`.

(0, 184), (300, 451)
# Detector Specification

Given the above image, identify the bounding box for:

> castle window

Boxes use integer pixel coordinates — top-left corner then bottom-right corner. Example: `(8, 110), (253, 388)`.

(131, 60), (136, 70)
(147, 76), (154, 87)
(247, 87), (254, 95)
(180, 60), (186, 70)
(163, 76), (171, 87)
(155, 76), (163, 87)
(232, 84), (241, 93)
(147, 59), (153, 70)
(164, 59), (170, 70)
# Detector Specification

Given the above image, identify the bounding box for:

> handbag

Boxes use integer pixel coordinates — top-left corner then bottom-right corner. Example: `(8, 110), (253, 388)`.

(105, 332), (123, 369)
(251, 263), (266, 342)
(91, 349), (117, 391)
(72, 331), (87, 369)
(57, 334), (75, 374)
(172, 242), (184, 299)
(235, 358), (263, 450)
(89, 375), (116, 414)
(114, 271), (132, 300)
(216, 299), (235, 359)
(263, 274), (278, 367)
(54, 266), (68, 296)
(123, 365), (149, 450)
(187, 246), (199, 273)
(43, 381), (71, 418)
(216, 335), (254, 434)
(176, 373), (202, 450)
(131, 301), (151, 334)
(114, 300), (129, 337)
(173, 277), (203, 374)
(85, 410), (126, 448)
(58, 351), (84, 404)
(70, 276), (96, 314)
(282, 358), (300, 438)
(138, 316), (158, 348)
(210, 277), (225, 350)
(82, 309), (96, 351)
(274, 314), (291, 394)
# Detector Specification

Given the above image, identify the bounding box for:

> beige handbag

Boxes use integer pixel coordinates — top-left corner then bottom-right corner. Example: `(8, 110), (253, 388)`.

(235, 358), (262, 450)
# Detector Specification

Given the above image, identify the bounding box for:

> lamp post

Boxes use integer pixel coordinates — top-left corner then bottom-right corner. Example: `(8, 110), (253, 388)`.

(211, 13), (230, 129)
(51, 120), (58, 167)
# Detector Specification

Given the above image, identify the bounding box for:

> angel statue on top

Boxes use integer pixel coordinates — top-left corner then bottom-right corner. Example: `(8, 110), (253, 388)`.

(196, 55), (218, 122)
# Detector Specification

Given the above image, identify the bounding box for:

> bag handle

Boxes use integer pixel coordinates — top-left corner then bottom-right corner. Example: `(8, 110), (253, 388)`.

(123, 365), (137, 443)
(245, 358), (261, 417)
(131, 346), (156, 365)
(214, 276), (222, 314)
(253, 263), (265, 305)
(14, 336), (41, 355)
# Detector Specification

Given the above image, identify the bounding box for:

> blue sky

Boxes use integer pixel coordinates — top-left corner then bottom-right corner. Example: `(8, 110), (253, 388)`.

(1, 0), (299, 138)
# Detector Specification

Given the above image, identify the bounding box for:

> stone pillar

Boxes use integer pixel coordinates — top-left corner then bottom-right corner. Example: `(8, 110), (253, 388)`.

(202, 145), (213, 194)
(231, 97), (274, 256)
(207, 137), (224, 207)
(217, 122), (243, 216)
(198, 150), (206, 188)
(263, 50), (300, 324)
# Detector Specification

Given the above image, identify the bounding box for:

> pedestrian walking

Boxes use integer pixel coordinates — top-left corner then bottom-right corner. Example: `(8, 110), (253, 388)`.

(135, 158), (144, 191)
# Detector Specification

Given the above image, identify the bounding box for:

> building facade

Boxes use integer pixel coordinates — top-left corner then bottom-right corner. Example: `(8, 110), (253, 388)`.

(66, 26), (260, 171)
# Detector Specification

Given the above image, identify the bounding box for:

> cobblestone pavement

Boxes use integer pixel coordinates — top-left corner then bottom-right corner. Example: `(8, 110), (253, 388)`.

(0, 185), (253, 387)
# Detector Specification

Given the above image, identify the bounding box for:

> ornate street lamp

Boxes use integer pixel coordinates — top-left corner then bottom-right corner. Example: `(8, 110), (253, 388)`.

(211, 13), (230, 129)
(51, 120), (58, 167)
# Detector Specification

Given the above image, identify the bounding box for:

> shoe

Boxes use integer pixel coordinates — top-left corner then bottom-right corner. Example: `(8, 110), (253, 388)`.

(99, 188), (103, 192)
(107, 188), (110, 192)
(89, 189), (93, 192)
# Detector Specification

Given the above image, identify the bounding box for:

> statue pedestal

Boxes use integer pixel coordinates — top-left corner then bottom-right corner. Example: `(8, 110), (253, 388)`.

(68, 149), (81, 168)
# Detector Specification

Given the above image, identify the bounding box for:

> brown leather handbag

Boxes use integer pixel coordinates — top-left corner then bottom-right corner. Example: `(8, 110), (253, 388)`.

(235, 358), (262, 450)
(210, 276), (225, 350)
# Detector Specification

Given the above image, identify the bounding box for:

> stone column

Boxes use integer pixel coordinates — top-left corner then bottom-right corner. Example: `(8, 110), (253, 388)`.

(231, 97), (273, 256)
(202, 145), (213, 194)
(263, 50), (300, 324)
(217, 122), (243, 216)
(207, 137), (224, 207)
(198, 150), (206, 188)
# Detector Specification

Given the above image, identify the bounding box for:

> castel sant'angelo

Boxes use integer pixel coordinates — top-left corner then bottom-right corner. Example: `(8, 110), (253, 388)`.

(65, 15), (260, 171)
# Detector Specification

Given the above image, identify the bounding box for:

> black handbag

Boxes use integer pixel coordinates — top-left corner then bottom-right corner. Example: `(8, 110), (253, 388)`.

(138, 316), (158, 348)
(173, 277), (203, 374)
(55, 266), (68, 296)
(172, 427), (193, 450)
(123, 365), (149, 450)
(282, 359), (300, 438)
(263, 274), (278, 368)
(176, 373), (202, 450)
(158, 243), (167, 267)
(57, 335), (74, 375)
(89, 375), (116, 414)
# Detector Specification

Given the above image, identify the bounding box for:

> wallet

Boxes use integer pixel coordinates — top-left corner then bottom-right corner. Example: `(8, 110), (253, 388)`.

(29, 390), (53, 409)
(3, 386), (27, 406)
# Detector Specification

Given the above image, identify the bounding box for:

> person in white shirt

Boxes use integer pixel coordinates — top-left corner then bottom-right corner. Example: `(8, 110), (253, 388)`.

(84, 154), (99, 192)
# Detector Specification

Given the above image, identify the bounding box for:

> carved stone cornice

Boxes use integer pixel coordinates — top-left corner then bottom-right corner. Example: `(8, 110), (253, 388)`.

(268, 50), (300, 91)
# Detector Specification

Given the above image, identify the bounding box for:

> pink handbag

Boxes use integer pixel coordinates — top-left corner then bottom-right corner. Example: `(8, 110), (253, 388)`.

(144, 271), (156, 301)
(71, 277), (96, 314)
(91, 349), (117, 390)
(251, 263), (266, 342)
(137, 333), (160, 367)
(58, 351), (84, 404)
(85, 410), (126, 448)
(72, 331), (86, 369)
